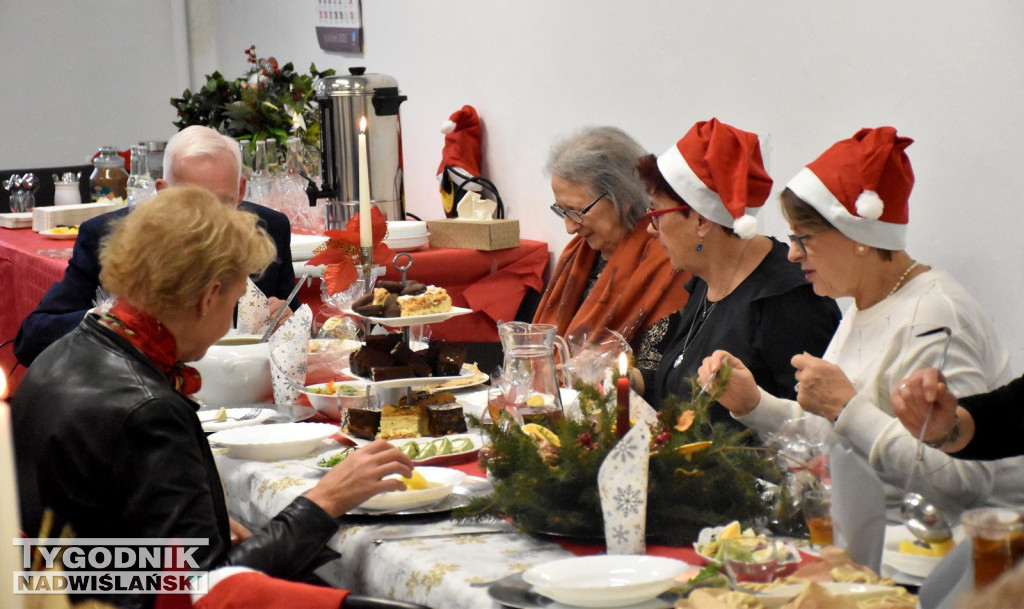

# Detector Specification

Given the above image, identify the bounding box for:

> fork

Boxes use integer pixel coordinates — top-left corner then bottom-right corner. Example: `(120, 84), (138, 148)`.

(233, 405), (264, 422)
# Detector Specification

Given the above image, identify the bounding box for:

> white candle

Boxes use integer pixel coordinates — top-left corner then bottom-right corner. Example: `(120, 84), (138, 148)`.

(358, 116), (372, 250)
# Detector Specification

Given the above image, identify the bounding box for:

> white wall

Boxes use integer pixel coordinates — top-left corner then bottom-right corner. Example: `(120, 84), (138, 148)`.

(4, 0), (1023, 368)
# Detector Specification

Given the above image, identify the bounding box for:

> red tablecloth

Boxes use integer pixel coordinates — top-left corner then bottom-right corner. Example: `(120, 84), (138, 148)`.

(0, 227), (73, 389)
(297, 240), (549, 343)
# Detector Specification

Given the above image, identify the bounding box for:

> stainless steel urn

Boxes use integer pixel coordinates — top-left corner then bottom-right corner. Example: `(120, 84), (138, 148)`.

(317, 67), (408, 227)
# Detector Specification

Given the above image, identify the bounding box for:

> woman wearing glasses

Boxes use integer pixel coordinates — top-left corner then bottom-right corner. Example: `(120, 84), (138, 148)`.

(700, 127), (1017, 515)
(533, 126), (689, 365)
(639, 118), (840, 421)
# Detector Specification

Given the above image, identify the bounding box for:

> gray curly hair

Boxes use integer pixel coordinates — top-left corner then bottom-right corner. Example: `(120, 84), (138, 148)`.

(546, 126), (649, 228)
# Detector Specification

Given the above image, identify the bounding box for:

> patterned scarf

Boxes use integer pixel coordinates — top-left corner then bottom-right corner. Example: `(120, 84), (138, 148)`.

(98, 301), (202, 396)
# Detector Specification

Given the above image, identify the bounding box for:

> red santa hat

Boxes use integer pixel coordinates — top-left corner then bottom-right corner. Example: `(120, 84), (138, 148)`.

(785, 126), (914, 250)
(437, 104), (482, 179)
(656, 118), (773, 239)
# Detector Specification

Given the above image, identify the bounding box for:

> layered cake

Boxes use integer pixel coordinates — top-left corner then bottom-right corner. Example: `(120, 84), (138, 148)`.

(346, 407), (382, 441)
(378, 404), (428, 439)
(351, 281), (451, 318)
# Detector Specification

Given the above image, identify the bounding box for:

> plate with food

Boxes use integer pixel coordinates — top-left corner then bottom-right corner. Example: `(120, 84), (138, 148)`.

(341, 365), (473, 389)
(752, 582), (897, 609)
(343, 305), (473, 327)
(40, 226), (79, 239)
(308, 434), (482, 470)
(431, 362), (489, 390)
(197, 406), (277, 432)
(693, 522), (800, 577)
(356, 466), (467, 513)
(882, 525), (957, 580)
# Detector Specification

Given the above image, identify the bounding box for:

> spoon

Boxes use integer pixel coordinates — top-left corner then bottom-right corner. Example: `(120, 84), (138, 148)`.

(899, 327), (954, 544)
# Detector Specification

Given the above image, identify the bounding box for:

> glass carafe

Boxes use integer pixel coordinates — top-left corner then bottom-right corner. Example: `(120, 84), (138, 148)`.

(498, 322), (570, 419)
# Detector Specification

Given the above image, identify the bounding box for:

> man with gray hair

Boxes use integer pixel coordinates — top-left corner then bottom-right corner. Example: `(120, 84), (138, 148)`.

(15, 125), (295, 366)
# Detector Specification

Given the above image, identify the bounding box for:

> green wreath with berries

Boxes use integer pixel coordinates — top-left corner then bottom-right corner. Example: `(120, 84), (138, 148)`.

(458, 369), (781, 544)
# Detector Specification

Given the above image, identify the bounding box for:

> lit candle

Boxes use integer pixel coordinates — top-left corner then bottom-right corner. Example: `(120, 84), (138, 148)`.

(616, 352), (630, 438)
(358, 116), (372, 250)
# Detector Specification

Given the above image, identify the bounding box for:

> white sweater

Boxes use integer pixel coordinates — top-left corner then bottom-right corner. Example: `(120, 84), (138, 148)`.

(737, 268), (1015, 517)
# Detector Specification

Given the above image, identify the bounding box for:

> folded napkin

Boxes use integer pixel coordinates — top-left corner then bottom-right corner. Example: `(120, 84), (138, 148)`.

(918, 541), (972, 609)
(455, 190), (498, 220)
(236, 278), (271, 335)
(829, 443), (886, 573)
(269, 304), (312, 404)
(598, 422), (651, 554)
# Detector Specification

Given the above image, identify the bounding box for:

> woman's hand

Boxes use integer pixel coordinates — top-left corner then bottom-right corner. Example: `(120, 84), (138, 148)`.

(266, 297), (292, 331)
(304, 440), (415, 518)
(228, 518), (252, 546)
(890, 368), (967, 449)
(791, 353), (856, 422)
(698, 350), (760, 416)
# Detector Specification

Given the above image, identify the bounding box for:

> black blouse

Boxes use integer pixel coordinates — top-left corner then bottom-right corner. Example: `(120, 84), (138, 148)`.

(645, 239), (841, 428)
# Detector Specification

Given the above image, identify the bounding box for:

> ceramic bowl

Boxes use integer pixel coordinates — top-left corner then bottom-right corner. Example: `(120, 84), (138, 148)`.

(208, 422), (339, 461)
(302, 380), (375, 421)
(522, 555), (692, 607)
(193, 335), (272, 406)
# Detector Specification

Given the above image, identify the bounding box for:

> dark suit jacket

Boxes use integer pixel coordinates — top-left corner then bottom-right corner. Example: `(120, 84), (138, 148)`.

(13, 201), (295, 366)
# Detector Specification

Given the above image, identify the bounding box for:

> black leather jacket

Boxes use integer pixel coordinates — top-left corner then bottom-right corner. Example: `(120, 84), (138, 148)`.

(13, 316), (339, 606)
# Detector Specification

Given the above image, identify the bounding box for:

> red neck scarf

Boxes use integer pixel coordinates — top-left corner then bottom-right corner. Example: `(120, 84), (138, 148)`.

(98, 301), (203, 396)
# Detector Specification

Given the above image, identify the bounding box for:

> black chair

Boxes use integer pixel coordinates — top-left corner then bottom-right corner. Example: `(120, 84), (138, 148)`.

(0, 164), (93, 213)
(341, 595), (433, 609)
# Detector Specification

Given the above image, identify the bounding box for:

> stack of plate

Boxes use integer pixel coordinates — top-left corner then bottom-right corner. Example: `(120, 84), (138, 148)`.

(291, 234), (329, 261)
(384, 220), (428, 252)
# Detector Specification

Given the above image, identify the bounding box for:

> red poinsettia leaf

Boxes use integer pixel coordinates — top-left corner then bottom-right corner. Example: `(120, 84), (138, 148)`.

(372, 242), (397, 266)
(307, 247), (351, 267)
(326, 227), (360, 247)
(370, 206), (389, 246)
(324, 262), (359, 295)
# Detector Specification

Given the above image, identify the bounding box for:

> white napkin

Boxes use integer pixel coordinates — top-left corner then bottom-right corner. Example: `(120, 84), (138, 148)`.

(269, 304), (312, 404)
(829, 443), (886, 573)
(455, 190), (498, 220)
(629, 389), (659, 429)
(236, 278), (271, 335)
(918, 541), (973, 609)
(598, 423), (651, 554)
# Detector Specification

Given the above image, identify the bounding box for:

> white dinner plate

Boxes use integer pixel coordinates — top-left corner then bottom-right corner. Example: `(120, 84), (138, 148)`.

(342, 305), (472, 327)
(40, 228), (78, 240)
(208, 422), (339, 461)
(197, 406), (276, 432)
(357, 466), (466, 512)
(523, 555), (694, 608)
(881, 525), (958, 580)
(753, 582), (895, 609)
(341, 364), (473, 388)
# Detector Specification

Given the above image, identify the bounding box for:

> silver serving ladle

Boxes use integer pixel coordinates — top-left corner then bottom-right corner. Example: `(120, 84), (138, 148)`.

(899, 327), (954, 544)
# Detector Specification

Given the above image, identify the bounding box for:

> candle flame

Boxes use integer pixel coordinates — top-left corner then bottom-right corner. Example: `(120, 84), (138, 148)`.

(359, 116), (367, 133)
(618, 352), (628, 376)
(0, 367), (7, 401)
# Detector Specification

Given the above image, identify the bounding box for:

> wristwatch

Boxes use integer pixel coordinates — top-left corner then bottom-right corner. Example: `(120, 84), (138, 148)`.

(924, 412), (961, 449)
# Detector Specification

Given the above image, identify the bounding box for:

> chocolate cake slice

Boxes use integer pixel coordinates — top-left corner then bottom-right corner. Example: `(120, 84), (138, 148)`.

(426, 403), (468, 436)
(425, 340), (467, 376)
(346, 407), (381, 440)
(390, 342), (433, 377)
(370, 365), (415, 382)
(350, 348), (394, 378)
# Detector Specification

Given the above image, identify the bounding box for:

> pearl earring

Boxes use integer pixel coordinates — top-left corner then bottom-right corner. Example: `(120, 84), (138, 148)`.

(857, 245), (866, 253)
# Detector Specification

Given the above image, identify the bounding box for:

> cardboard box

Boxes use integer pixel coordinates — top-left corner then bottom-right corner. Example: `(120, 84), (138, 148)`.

(33, 201), (123, 232)
(426, 219), (520, 251)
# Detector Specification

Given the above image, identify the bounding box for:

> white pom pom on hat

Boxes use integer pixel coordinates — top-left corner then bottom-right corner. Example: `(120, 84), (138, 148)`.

(854, 190), (884, 220)
(440, 119), (457, 135)
(732, 215), (758, 239)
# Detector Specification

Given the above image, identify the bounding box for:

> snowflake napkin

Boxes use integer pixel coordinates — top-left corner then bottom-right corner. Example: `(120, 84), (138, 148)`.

(236, 278), (271, 335)
(268, 304), (312, 404)
(598, 422), (651, 554)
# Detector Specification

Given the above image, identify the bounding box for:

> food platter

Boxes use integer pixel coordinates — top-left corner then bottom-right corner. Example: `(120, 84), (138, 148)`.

(341, 365), (473, 388)
(308, 433), (483, 470)
(40, 228), (78, 240)
(342, 306), (472, 327)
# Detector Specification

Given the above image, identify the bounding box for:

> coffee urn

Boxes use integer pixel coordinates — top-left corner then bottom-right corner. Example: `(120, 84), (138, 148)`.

(315, 67), (408, 228)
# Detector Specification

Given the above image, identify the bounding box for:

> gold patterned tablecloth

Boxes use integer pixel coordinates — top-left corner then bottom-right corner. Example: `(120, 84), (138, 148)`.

(213, 447), (573, 609)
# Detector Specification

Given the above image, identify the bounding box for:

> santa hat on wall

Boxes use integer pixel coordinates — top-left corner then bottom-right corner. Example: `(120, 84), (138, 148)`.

(437, 104), (482, 180)
(656, 118), (773, 239)
(785, 126), (914, 250)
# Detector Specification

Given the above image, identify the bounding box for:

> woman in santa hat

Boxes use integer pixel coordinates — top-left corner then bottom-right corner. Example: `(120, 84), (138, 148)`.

(533, 126), (689, 371)
(638, 118), (841, 428)
(701, 126), (1018, 517)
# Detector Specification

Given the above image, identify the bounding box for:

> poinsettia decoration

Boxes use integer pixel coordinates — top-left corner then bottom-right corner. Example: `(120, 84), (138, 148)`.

(307, 206), (395, 294)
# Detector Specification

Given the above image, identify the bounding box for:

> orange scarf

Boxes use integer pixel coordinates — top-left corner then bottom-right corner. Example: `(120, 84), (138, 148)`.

(534, 220), (689, 345)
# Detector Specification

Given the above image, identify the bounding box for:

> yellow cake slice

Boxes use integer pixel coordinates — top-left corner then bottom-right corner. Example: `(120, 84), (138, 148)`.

(398, 286), (452, 317)
(377, 404), (428, 439)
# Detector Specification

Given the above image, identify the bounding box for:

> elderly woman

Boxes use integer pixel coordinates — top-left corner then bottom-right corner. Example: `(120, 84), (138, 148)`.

(12, 187), (414, 607)
(701, 127), (1018, 515)
(893, 368), (1024, 460)
(639, 118), (840, 419)
(533, 126), (689, 369)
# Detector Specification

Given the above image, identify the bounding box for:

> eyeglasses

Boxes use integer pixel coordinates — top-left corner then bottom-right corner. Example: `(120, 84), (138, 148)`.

(550, 192), (608, 224)
(645, 205), (691, 230)
(788, 233), (813, 255)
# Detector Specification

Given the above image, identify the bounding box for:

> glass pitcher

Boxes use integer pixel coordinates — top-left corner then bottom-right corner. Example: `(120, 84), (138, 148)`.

(497, 322), (570, 420)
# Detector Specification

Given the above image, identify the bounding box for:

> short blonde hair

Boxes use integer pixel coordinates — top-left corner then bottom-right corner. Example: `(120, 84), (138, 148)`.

(99, 186), (276, 316)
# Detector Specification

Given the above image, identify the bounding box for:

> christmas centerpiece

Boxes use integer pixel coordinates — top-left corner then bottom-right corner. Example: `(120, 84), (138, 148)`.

(460, 368), (782, 544)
